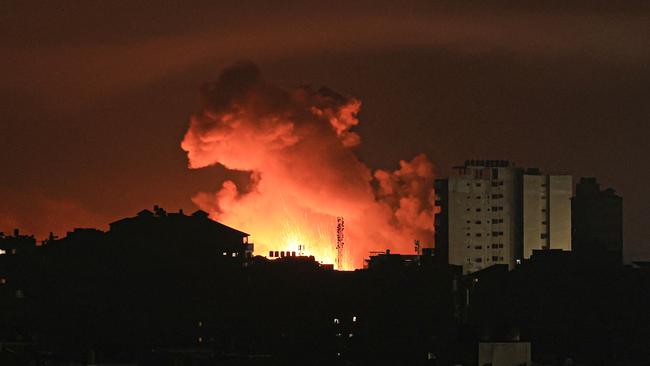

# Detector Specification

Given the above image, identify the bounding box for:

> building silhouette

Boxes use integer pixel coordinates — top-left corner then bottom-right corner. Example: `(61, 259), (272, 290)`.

(1, 199), (648, 366)
(572, 177), (623, 264)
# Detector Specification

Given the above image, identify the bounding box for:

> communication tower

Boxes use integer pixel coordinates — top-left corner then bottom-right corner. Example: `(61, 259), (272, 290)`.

(336, 217), (345, 270)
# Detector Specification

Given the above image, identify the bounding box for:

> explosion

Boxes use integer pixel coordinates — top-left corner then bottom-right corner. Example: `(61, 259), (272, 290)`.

(181, 61), (436, 269)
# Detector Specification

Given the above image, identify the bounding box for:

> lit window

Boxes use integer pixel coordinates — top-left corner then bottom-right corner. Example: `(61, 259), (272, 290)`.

(222, 252), (227, 256)
(334, 318), (340, 324)
(232, 252), (238, 257)
(198, 337), (203, 343)
(0, 278), (5, 284)
(198, 321), (203, 327)
(0, 249), (5, 255)
(352, 316), (357, 322)
(348, 333), (354, 338)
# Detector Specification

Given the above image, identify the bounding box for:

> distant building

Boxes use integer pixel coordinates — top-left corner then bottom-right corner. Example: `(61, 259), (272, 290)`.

(364, 249), (421, 270)
(0, 229), (36, 256)
(572, 177), (623, 263)
(522, 169), (572, 258)
(109, 206), (254, 262)
(478, 342), (531, 366)
(435, 160), (572, 274)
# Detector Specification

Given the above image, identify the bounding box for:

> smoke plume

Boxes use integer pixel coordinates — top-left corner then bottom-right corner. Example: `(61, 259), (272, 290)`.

(181, 61), (436, 268)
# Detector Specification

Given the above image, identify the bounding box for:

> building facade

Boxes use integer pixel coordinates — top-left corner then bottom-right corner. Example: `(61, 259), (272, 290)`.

(435, 160), (521, 274)
(522, 171), (572, 258)
(435, 160), (572, 274)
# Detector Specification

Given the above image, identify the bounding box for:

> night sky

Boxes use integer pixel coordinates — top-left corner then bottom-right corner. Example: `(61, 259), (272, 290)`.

(2, 1), (649, 261)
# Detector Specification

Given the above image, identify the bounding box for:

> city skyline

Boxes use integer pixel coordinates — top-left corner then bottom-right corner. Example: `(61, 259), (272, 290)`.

(2, 3), (649, 260)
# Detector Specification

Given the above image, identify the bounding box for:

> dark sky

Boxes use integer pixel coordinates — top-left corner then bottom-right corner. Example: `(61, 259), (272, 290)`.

(1, 1), (649, 261)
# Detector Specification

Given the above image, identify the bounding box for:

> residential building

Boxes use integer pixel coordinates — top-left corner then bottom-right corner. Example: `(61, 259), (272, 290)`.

(572, 177), (623, 263)
(436, 160), (573, 274)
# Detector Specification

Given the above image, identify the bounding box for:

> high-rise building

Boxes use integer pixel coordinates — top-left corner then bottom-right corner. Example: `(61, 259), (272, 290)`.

(435, 160), (521, 274)
(435, 160), (573, 274)
(571, 177), (623, 264)
(522, 170), (572, 259)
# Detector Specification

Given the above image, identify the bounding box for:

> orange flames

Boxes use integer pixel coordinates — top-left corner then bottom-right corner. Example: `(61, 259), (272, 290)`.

(181, 62), (436, 269)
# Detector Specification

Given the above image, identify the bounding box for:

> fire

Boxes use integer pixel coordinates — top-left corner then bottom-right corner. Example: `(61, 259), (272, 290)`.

(276, 214), (340, 268)
(181, 62), (437, 268)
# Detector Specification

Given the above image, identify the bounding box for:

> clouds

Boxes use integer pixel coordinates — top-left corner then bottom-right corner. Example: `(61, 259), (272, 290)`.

(3, 7), (648, 109)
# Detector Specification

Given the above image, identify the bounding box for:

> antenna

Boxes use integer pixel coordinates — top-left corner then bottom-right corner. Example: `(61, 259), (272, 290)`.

(336, 217), (345, 270)
(415, 239), (421, 266)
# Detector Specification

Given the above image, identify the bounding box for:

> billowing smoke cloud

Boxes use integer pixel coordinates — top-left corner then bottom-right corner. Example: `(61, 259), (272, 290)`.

(181, 61), (436, 268)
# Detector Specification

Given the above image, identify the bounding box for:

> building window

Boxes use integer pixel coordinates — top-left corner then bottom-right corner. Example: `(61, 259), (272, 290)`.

(476, 196), (481, 199)
(475, 221), (481, 224)
(492, 256), (499, 261)
(474, 245), (482, 250)
(476, 183), (482, 187)
(475, 258), (483, 263)
(476, 208), (481, 212)
(541, 233), (548, 239)
(475, 233), (482, 237)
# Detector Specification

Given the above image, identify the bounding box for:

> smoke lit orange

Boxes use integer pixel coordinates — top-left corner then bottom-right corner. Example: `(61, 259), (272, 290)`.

(181, 62), (436, 268)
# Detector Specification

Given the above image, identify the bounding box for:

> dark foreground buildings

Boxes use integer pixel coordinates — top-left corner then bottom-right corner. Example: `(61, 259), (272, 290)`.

(1, 202), (648, 366)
